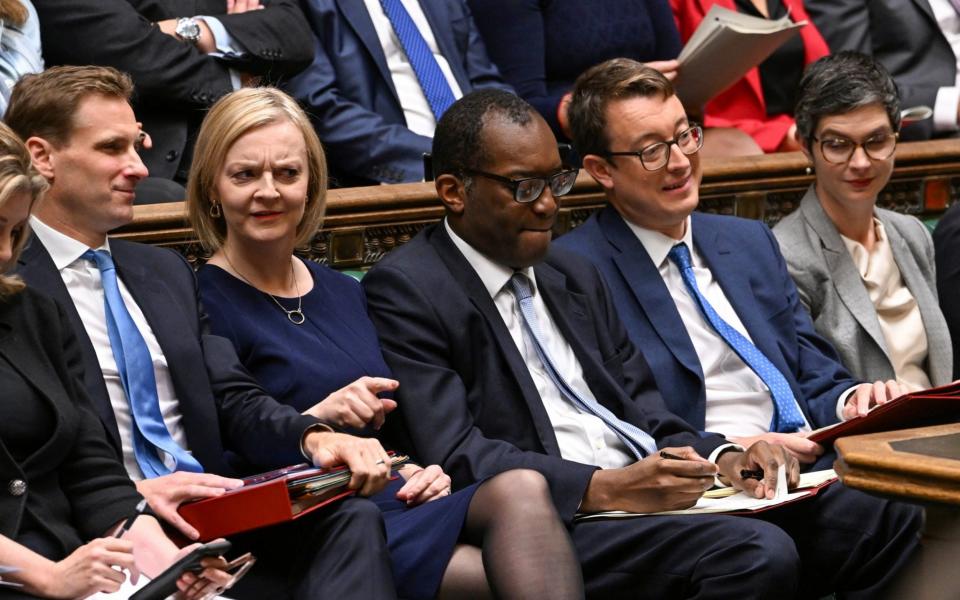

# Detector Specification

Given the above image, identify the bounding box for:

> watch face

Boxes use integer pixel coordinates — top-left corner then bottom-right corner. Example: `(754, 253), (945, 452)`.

(176, 18), (201, 42)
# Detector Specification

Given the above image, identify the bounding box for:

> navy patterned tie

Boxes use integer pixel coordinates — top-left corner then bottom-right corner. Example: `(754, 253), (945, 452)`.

(378, 0), (457, 120)
(668, 243), (806, 432)
(509, 273), (658, 458)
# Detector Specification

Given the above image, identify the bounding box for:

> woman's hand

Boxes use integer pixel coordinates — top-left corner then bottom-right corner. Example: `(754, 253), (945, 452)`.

(302, 376), (399, 429)
(42, 537), (137, 598)
(172, 544), (234, 600)
(395, 464), (452, 507)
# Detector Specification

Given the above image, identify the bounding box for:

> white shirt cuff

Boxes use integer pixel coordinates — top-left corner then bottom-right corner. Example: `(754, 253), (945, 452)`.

(707, 442), (745, 488)
(933, 87), (960, 132)
(196, 16), (246, 56)
(836, 385), (860, 421)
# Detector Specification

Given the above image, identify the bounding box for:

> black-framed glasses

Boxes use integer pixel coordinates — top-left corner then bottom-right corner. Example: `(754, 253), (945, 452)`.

(812, 132), (898, 164)
(463, 168), (580, 203)
(604, 125), (703, 171)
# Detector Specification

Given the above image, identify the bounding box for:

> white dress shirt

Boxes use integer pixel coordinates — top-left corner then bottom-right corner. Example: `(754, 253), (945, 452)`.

(928, 0), (960, 131)
(623, 215), (813, 438)
(30, 217), (191, 481)
(444, 220), (636, 469)
(362, 0), (464, 137)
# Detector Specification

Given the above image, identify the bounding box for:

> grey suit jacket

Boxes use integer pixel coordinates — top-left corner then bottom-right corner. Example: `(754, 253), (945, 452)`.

(773, 186), (953, 387)
(805, 0), (955, 140)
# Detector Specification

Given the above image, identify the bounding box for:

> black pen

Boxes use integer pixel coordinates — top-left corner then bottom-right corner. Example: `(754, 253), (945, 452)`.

(115, 499), (149, 538)
(740, 468), (764, 481)
(659, 451), (687, 461)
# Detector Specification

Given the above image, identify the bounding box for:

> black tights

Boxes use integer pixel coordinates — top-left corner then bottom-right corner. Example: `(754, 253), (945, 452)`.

(437, 469), (583, 600)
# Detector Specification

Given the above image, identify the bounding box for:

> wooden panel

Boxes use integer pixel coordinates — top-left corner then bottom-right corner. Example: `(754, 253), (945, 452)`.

(114, 139), (960, 268)
(834, 422), (960, 506)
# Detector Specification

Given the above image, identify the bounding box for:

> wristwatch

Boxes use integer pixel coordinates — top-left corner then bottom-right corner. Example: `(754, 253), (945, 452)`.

(174, 17), (202, 45)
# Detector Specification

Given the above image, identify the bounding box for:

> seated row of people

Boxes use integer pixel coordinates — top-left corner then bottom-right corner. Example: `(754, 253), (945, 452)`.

(0, 52), (945, 597)
(16, 0), (960, 193)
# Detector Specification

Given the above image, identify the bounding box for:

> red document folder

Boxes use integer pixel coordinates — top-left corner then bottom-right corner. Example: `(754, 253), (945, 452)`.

(809, 382), (960, 445)
(178, 456), (408, 541)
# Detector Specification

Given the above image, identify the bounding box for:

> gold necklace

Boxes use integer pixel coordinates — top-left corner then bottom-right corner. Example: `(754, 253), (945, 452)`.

(222, 252), (306, 325)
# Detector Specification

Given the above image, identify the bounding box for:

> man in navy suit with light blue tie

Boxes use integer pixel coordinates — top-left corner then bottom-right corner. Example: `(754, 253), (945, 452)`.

(556, 58), (922, 596)
(287, 0), (512, 185)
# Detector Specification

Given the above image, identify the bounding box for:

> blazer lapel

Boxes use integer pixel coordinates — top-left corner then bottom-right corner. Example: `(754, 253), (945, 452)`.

(799, 190), (890, 355)
(599, 208), (704, 382)
(336, 0), (400, 101)
(16, 237), (124, 451)
(911, 0), (937, 26)
(419, 1), (470, 89)
(429, 225), (563, 456)
(109, 244), (222, 463)
(0, 304), (68, 470)
(879, 213), (954, 385)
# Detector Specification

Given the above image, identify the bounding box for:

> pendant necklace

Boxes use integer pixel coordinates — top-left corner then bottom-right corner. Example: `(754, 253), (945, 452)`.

(222, 253), (306, 325)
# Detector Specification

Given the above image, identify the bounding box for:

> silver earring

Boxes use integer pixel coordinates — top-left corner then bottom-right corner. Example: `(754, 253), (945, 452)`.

(209, 202), (222, 218)
(805, 166), (813, 176)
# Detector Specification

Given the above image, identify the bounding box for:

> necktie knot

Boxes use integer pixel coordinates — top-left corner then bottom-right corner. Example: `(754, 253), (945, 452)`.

(508, 272), (534, 302)
(82, 249), (116, 273)
(667, 243), (693, 271)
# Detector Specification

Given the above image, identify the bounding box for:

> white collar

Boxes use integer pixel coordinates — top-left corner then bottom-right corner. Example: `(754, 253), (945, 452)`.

(621, 213), (694, 268)
(29, 215), (111, 271)
(443, 218), (537, 299)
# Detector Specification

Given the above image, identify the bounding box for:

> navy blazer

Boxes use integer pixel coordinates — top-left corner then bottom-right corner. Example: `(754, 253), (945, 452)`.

(286, 0), (511, 185)
(363, 222), (728, 523)
(16, 237), (321, 476)
(36, 0), (314, 180)
(555, 207), (858, 431)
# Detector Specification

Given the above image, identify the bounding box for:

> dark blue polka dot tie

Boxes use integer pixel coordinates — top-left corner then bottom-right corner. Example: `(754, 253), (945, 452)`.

(378, 0), (456, 121)
(668, 243), (806, 433)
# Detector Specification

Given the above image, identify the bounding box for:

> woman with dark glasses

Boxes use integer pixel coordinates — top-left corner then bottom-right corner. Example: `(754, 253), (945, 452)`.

(775, 52), (953, 391)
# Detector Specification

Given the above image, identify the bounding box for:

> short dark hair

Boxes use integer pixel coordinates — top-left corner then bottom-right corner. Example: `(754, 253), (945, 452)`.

(568, 58), (675, 159)
(431, 89), (536, 180)
(6, 65), (134, 147)
(794, 51), (900, 146)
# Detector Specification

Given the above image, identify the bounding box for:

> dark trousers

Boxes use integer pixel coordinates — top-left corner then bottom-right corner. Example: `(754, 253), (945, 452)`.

(757, 452), (922, 599)
(229, 496), (397, 600)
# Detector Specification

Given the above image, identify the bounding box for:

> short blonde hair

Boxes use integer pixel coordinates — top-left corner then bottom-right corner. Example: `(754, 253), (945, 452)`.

(0, 121), (48, 296)
(186, 87), (328, 251)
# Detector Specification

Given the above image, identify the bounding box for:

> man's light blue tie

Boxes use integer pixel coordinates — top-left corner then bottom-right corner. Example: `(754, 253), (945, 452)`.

(667, 243), (806, 433)
(83, 250), (203, 477)
(378, 0), (457, 120)
(508, 273), (658, 459)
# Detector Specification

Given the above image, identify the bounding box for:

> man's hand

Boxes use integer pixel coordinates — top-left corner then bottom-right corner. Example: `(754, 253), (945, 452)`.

(843, 380), (905, 420)
(303, 431), (391, 496)
(172, 543), (234, 600)
(302, 376), (399, 430)
(730, 432), (824, 464)
(395, 464), (452, 506)
(227, 0), (264, 13)
(716, 441), (800, 499)
(580, 446), (716, 513)
(136, 473), (244, 540)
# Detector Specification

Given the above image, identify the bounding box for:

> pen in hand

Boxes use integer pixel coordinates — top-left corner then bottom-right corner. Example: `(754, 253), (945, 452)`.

(115, 499), (150, 538)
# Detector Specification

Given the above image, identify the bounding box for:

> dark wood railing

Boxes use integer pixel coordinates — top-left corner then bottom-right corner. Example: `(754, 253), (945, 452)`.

(115, 139), (960, 270)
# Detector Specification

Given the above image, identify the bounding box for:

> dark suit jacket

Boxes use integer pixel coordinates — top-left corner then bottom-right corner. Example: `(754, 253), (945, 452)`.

(16, 236), (321, 476)
(555, 207), (857, 431)
(0, 287), (141, 559)
(805, 0), (955, 141)
(286, 0), (511, 185)
(934, 202), (960, 379)
(362, 223), (728, 523)
(34, 0), (314, 180)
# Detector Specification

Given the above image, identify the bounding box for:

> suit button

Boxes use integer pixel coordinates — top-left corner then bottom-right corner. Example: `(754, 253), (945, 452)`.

(165, 150), (179, 162)
(8, 479), (26, 496)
